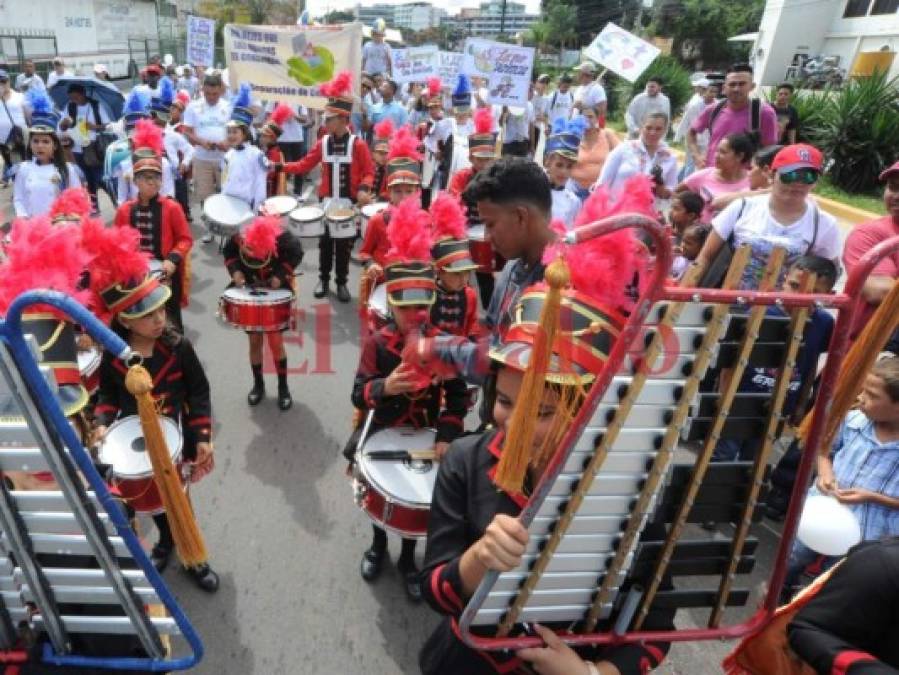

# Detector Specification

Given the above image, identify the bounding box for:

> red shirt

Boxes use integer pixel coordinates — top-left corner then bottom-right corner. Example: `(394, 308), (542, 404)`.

(283, 133), (374, 201)
(359, 207), (391, 268)
(842, 215), (899, 339)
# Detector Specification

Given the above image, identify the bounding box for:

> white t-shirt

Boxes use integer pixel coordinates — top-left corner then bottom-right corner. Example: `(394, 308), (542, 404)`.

(46, 70), (73, 90)
(575, 81), (606, 111)
(63, 101), (112, 152)
(495, 103), (533, 143)
(183, 97), (232, 162)
(547, 89), (574, 123)
(275, 103), (307, 143)
(712, 195), (841, 290)
(362, 41), (392, 75)
(0, 91), (27, 144)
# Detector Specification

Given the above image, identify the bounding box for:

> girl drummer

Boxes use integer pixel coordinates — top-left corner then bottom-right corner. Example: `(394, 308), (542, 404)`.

(89, 233), (219, 592)
(223, 215), (303, 410)
(13, 87), (82, 218)
(221, 83), (267, 213)
(418, 229), (674, 674)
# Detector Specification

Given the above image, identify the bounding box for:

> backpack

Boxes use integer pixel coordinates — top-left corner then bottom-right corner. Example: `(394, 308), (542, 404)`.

(708, 97), (762, 148)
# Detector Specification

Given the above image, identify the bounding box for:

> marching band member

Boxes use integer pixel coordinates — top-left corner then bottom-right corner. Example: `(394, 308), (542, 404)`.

(419, 77), (451, 206)
(113, 119), (193, 333)
(221, 83), (268, 213)
(371, 118), (394, 200)
(420, 219), (673, 674)
(13, 87), (81, 218)
(87, 222), (219, 592)
(223, 215), (303, 410)
(115, 91), (177, 206)
(149, 77), (194, 219)
(448, 106), (499, 309)
(544, 116), (585, 229)
(259, 103), (294, 198)
(278, 71), (375, 303)
(429, 192), (480, 340)
(444, 74), (475, 179)
(346, 197), (468, 602)
(360, 125), (423, 277)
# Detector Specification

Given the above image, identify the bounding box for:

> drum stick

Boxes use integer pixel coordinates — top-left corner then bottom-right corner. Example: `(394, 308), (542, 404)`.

(363, 449), (437, 461)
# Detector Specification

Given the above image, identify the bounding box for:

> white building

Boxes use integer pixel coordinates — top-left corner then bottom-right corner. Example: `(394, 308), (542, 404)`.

(751, 0), (899, 86)
(441, 0), (538, 38)
(394, 2), (447, 31)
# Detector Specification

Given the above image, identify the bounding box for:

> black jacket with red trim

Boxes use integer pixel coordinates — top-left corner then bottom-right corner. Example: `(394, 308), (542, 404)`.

(431, 284), (479, 340)
(95, 335), (212, 459)
(345, 322), (469, 461)
(223, 231), (304, 289)
(420, 430), (673, 675)
(788, 538), (899, 674)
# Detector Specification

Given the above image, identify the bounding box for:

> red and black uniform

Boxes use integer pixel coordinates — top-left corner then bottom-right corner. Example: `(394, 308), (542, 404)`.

(223, 231), (304, 301)
(373, 163), (388, 201)
(359, 208), (391, 269)
(421, 429), (674, 675)
(265, 144), (286, 198)
(113, 195), (193, 331)
(431, 284), (479, 340)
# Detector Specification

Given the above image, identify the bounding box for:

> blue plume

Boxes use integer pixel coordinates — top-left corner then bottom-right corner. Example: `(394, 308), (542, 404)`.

(550, 116), (567, 135)
(26, 87), (52, 115)
(453, 73), (471, 97)
(566, 115), (588, 139)
(124, 89), (149, 115)
(234, 82), (252, 109)
(159, 76), (174, 106)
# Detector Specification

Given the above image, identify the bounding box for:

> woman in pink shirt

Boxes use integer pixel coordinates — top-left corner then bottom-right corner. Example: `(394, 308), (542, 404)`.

(568, 107), (619, 199)
(677, 132), (753, 223)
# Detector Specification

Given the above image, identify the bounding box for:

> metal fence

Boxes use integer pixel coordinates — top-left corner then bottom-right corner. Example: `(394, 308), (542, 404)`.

(0, 31), (59, 83)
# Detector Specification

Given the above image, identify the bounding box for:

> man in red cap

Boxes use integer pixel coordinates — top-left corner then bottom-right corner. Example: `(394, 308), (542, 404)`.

(135, 64), (164, 100)
(843, 159), (899, 342)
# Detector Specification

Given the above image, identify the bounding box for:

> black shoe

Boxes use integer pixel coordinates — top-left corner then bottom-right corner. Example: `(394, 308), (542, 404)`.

(701, 520), (717, 532)
(314, 280), (329, 298)
(277, 387), (293, 411)
(398, 561), (422, 602)
(336, 284), (351, 303)
(247, 382), (265, 406)
(360, 547), (385, 582)
(765, 505), (786, 522)
(150, 544), (172, 572)
(186, 563), (220, 593)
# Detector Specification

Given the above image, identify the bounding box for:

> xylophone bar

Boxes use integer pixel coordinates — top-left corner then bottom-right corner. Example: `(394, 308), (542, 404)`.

(18, 511), (117, 537)
(1, 533), (131, 558)
(32, 615), (180, 636)
(20, 584), (160, 605)
(547, 472), (648, 498)
(13, 566), (153, 589)
(9, 491), (104, 512)
(600, 377), (690, 406)
(492, 570), (625, 594)
(472, 603), (615, 626)
(531, 514), (633, 537)
(590, 403), (683, 430)
(562, 449), (656, 475)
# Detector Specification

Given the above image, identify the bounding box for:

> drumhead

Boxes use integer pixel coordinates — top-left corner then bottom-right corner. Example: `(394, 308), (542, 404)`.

(77, 347), (101, 376)
(99, 416), (182, 479)
(359, 428), (437, 507)
(361, 202), (389, 218)
(223, 287), (294, 303)
(264, 195), (298, 215)
(468, 224), (487, 242)
(289, 206), (325, 222)
(369, 284), (389, 319)
(204, 194), (254, 226)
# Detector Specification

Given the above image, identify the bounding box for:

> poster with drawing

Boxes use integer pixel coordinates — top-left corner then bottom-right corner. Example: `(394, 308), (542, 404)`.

(462, 38), (534, 107)
(437, 51), (463, 82)
(583, 23), (660, 83)
(392, 45), (439, 83)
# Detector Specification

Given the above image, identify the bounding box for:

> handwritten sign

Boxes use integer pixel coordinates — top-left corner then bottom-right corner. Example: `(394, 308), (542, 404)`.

(392, 45), (439, 83)
(463, 38), (534, 106)
(187, 16), (216, 68)
(437, 51), (463, 82)
(583, 23), (660, 83)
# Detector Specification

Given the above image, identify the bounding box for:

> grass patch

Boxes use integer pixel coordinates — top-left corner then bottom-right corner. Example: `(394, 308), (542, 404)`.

(814, 176), (885, 215)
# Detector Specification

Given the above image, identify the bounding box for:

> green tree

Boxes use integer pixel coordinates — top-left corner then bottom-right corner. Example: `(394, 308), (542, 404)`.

(320, 9), (356, 24)
(545, 1), (578, 50)
(561, 0), (638, 46)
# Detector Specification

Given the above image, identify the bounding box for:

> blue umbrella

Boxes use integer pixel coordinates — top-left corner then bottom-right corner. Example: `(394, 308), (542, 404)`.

(47, 76), (125, 120)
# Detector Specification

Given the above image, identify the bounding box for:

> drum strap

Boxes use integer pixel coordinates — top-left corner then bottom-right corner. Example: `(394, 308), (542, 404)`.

(322, 134), (355, 200)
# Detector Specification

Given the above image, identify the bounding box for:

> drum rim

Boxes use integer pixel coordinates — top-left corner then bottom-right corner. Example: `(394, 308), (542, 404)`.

(204, 194), (254, 225)
(222, 287), (295, 303)
(289, 206), (325, 222)
(361, 202), (389, 217)
(356, 428), (437, 508)
(357, 487), (430, 539)
(101, 415), (182, 479)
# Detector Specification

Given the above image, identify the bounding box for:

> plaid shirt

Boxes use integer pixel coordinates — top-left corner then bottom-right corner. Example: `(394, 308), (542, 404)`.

(823, 410), (899, 541)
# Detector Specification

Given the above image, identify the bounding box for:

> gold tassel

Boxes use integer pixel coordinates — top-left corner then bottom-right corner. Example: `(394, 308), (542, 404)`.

(799, 279), (899, 449)
(125, 364), (208, 568)
(494, 255), (570, 494)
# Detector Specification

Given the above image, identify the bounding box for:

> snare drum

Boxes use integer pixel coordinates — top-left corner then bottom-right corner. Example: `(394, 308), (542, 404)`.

(289, 206), (325, 238)
(203, 194), (254, 237)
(263, 196), (298, 229)
(467, 225), (494, 273)
(367, 284), (389, 330)
(99, 416), (183, 515)
(326, 209), (357, 239)
(77, 347), (101, 396)
(220, 287), (294, 332)
(354, 427), (438, 538)
(360, 202), (389, 238)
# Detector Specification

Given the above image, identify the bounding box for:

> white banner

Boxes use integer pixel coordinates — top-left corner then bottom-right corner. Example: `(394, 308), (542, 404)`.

(187, 16), (216, 68)
(463, 38), (534, 107)
(224, 23), (363, 108)
(583, 23), (660, 83)
(437, 51), (463, 82)
(392, 44), (439, 83)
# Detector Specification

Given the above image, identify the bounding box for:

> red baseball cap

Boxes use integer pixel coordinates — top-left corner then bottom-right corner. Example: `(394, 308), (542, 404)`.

(879, 160), (899, 182)
(145, 64), (163, 76)
(771, 144), (824, 174)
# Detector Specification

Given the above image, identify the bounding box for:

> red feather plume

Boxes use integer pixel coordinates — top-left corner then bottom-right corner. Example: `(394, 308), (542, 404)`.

(132, 118), (164, 156)
(373, 118), (394, 140)
(386, 196), (432, 263)
(429, 192), (467, 241)
(473, 107), (493, 134)
(269, 102), (293, 128)
(387, 125), (422, 162)
(176, 90), (191, 106)
(49, 187), (92, 222)
(319, 70), (353, 98)
(242, 215), (283, 260)
(0, 217), (90, 316)
(544, 175), (655, 312)
(427, 77), (441, 98)
(80, 218), (151, 320)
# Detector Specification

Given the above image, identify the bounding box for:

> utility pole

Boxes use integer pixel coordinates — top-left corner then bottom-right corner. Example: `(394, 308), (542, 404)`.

(500, 0), (507, 37)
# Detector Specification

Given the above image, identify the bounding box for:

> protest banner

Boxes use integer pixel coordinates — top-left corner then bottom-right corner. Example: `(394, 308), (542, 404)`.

(583, 23), (660, 83)
(187, 16), (216, 68)
(392, 45), (439, 83)
(437, 51), (463, 82)
(462, 38), (534, 107)
(224, 23), (362, 107)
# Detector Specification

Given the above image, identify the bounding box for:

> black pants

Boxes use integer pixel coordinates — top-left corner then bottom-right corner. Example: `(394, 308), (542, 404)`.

(165, 269), (184, 333)
(475, 272), (494, 311)
(279, 141), (306, 195)
(74, 152), (103, 211)
(174, 176), (191, 220)
(502, 140), (530, 158)
(319, 230), (352, 285)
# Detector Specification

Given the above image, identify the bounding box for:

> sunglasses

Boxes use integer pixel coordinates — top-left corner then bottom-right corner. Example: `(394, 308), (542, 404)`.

(779, 168), (819, 185)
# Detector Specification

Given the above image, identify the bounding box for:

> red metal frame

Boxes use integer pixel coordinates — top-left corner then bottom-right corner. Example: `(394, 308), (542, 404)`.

(458, 213), (899, 651)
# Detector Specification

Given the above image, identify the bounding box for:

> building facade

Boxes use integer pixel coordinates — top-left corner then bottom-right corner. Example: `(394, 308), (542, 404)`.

(441, 0), (538, 38)
(394, 2), (447, 31)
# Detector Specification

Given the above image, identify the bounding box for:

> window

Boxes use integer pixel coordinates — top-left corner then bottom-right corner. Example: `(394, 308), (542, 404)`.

(871, 0), (899, 14)
(843, 0), (871, 16)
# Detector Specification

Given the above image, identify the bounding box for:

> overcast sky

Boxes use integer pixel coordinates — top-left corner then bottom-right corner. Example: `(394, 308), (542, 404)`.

(307, 0), (543, 19)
